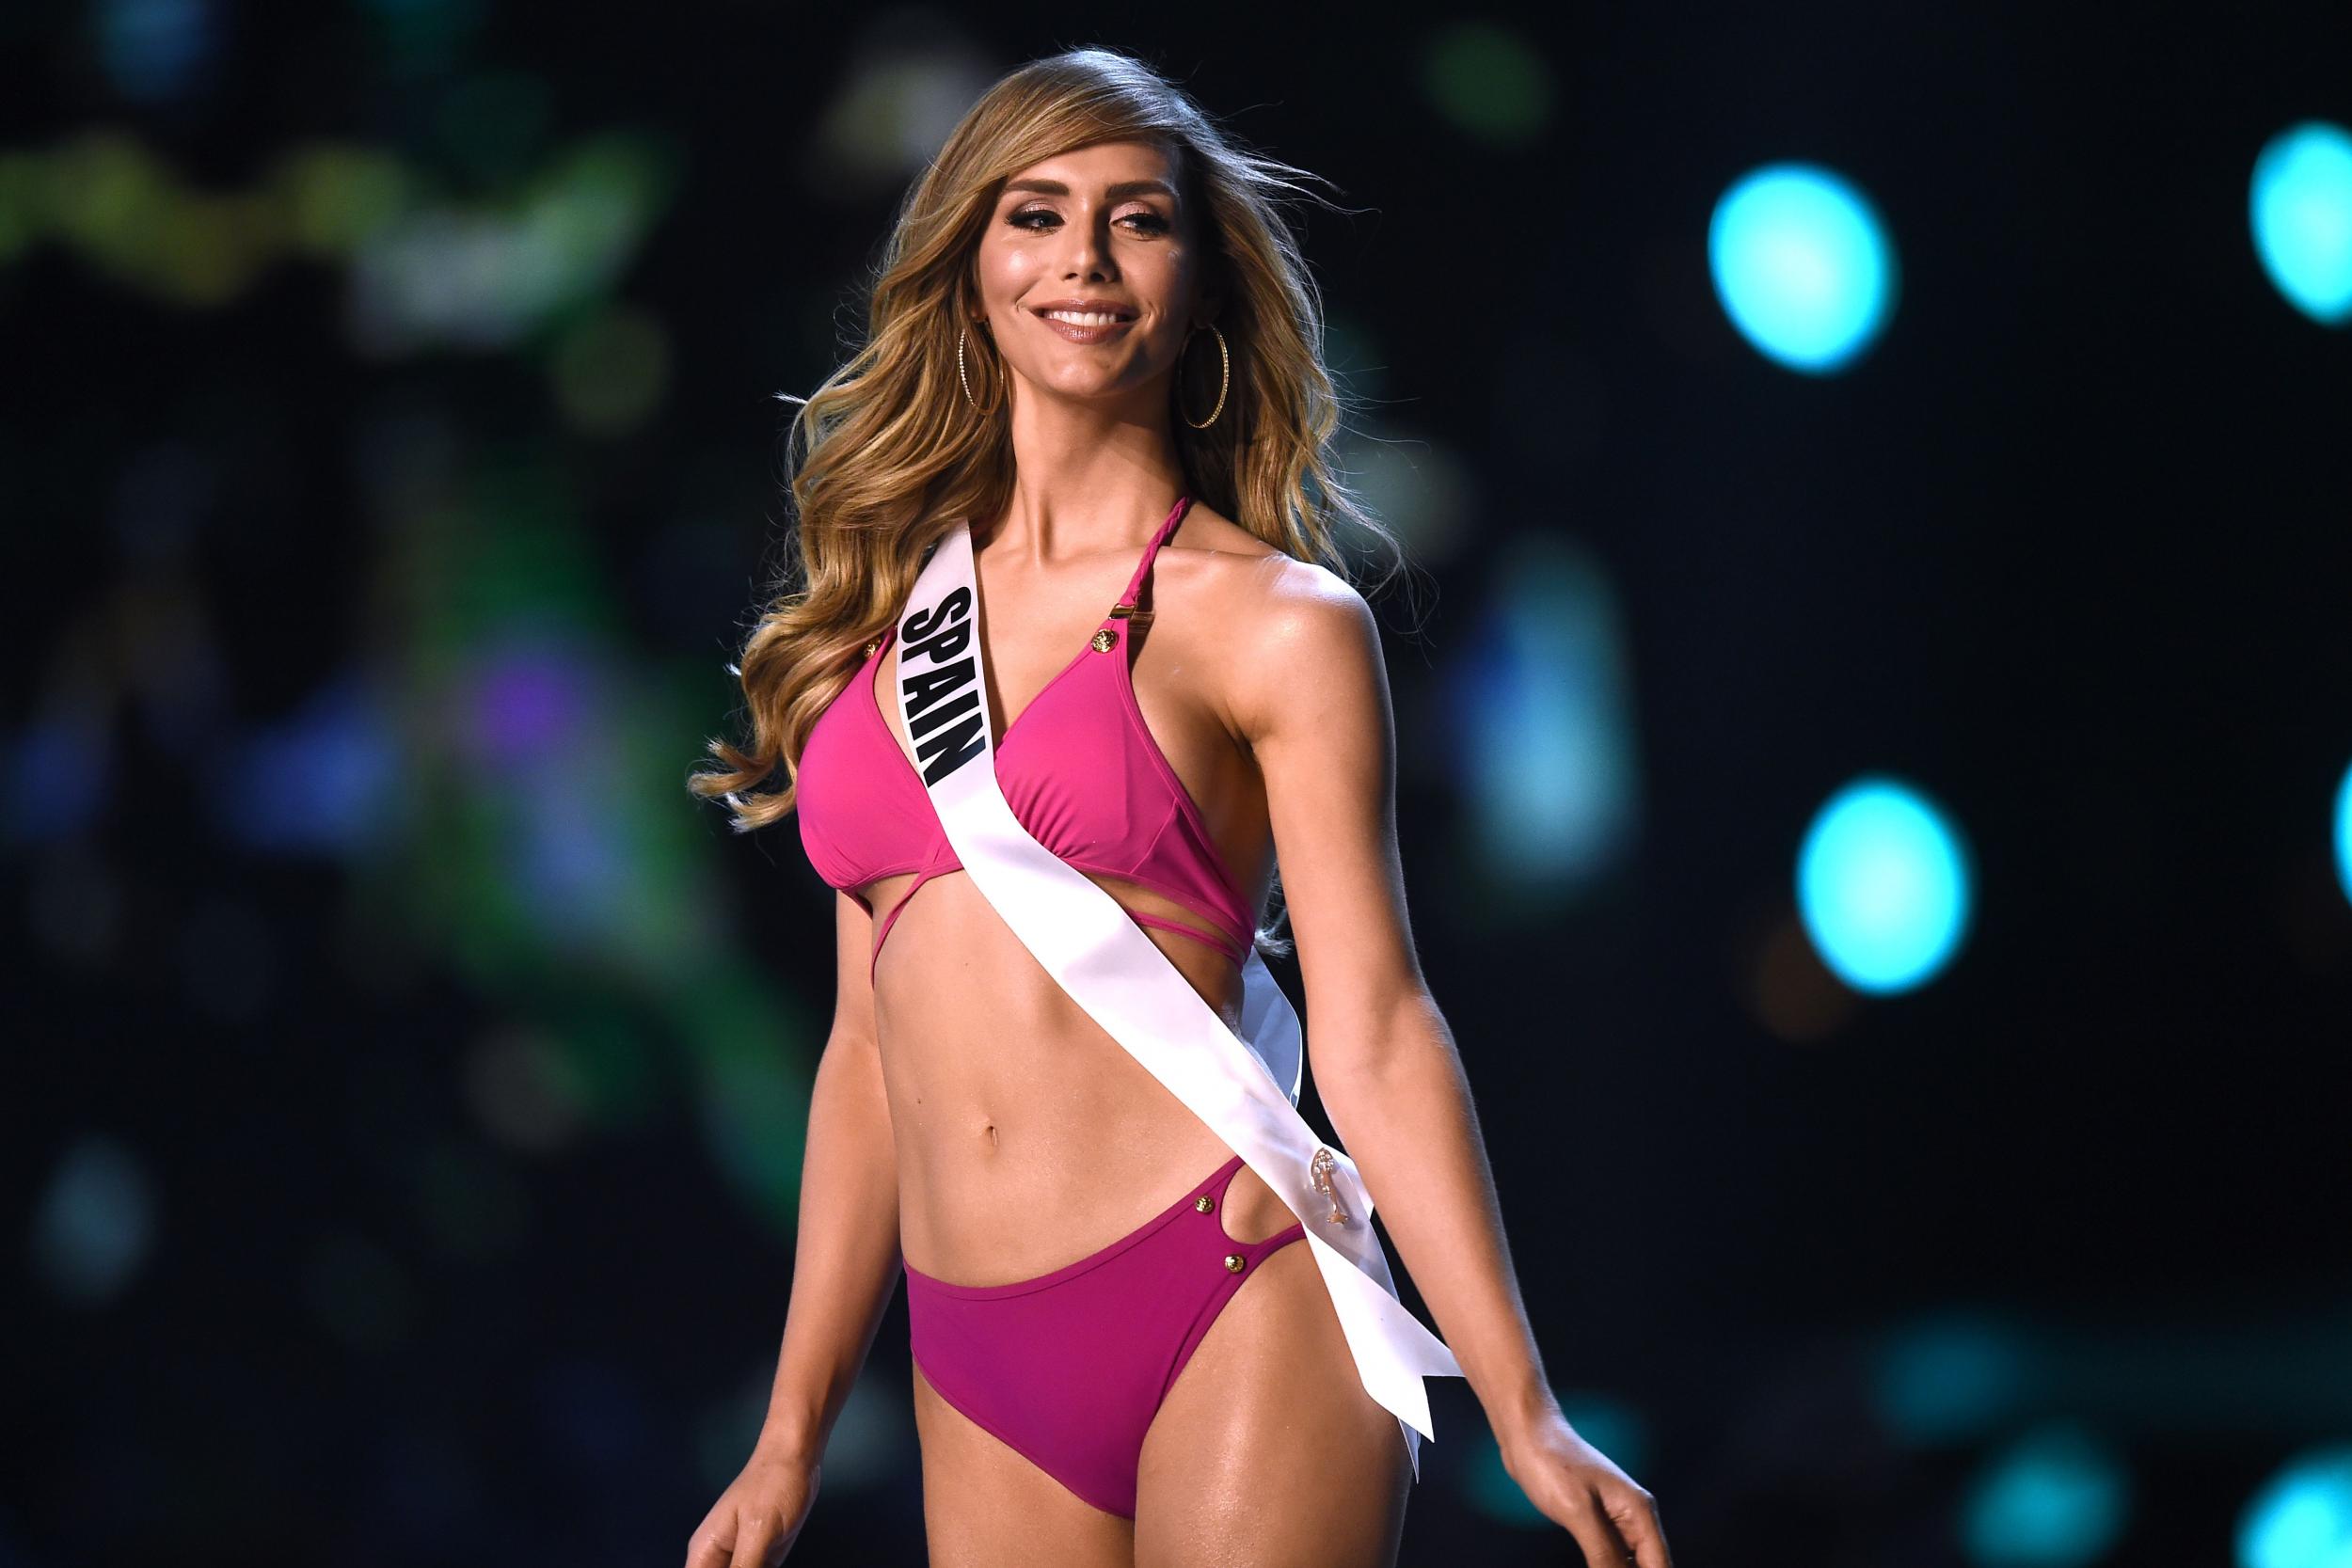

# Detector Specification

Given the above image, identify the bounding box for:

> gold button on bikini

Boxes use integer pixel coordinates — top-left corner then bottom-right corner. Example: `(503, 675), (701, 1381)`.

(1223, 1252), (1246, 1274)
(1195, 1195), (1216, 1212)
(1090, 627), (1118, 653)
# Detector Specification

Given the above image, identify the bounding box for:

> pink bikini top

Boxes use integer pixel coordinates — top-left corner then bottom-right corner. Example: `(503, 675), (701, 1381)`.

(795, 495), (1258, 985)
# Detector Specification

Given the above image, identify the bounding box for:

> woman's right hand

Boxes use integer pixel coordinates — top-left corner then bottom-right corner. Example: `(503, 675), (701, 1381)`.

(684, 1437), (820, 1568)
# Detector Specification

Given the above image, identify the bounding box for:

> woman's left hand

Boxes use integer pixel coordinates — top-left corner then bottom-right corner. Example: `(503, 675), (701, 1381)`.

(1498, 1409), (1674, 1567)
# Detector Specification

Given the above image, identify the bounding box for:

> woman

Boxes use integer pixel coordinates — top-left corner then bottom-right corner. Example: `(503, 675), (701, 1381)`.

(686, 48), (1669, 1568)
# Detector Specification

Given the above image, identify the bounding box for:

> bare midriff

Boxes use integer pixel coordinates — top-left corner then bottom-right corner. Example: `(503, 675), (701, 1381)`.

(866, 862), (1305, 1288)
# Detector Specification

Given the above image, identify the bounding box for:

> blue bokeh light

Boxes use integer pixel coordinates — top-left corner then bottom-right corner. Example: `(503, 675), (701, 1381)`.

(2332, 761), (2352, 908)
(2239, 1444), (2352, 1568)
(1961, 1421), (2131, 1567)
(1796, 775), (1973, 994)
(2250, 121), (2352, 325)
(96, 0), (219, 103)
(1454, 535), (1641, 894)
(1874, 1308), (2036, 1445)
(215, 672), (400, 856)
(1708, 162), (1899, 373)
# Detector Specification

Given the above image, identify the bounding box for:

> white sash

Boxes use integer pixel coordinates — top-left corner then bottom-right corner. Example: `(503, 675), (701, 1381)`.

(887, 519), (1463, 1477)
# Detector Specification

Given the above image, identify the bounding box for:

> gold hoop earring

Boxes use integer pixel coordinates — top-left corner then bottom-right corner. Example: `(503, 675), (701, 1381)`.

(958, 324), (998, 415)
(1177, 323), (1229, 429)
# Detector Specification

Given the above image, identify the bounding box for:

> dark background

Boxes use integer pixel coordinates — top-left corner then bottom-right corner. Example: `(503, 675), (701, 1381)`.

(6, 2), (2350, 1564)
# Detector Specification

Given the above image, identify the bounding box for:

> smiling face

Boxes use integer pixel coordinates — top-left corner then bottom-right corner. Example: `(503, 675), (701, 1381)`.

(970, 138), (1219, 412)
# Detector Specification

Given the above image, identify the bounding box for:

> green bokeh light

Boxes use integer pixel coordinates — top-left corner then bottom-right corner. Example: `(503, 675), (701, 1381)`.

(1422, 24), (1556, 150)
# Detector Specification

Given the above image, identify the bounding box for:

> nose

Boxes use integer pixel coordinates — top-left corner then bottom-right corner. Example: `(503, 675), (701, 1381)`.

(1060, 209), (1115, 281)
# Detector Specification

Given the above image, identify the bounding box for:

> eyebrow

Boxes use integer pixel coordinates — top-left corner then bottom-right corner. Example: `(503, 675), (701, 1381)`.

(1001, 177), (1177, 203)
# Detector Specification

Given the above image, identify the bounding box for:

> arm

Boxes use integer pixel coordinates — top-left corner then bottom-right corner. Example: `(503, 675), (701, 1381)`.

(756, 888), (902, 1464)
(1230, 564), (1671, 1568)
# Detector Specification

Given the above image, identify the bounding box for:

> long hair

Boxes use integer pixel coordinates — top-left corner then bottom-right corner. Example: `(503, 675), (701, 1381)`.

(691, 46), (1394, 842)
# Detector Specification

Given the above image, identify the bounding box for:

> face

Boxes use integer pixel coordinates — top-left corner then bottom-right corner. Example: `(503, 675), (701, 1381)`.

(970, 138), (1218, 412)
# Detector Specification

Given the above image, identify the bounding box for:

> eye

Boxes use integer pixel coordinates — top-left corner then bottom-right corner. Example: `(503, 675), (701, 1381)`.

(1007, 206), (1172, 236)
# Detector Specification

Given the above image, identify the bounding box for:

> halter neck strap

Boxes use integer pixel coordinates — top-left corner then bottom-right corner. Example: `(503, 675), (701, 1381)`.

(1114, 494), (1193, 611)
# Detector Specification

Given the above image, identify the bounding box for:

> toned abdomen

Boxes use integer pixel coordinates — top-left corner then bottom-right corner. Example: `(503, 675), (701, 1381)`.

(867, 865), (1292, 1286)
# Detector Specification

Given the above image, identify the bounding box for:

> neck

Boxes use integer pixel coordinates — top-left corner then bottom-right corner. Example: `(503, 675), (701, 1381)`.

(987, 380), (1184, 566)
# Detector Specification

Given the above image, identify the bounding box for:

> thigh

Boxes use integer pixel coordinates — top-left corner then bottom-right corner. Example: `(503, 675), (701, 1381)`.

(1130, 1187), (1412, 1568)
(911, 1356), (1136, 1568)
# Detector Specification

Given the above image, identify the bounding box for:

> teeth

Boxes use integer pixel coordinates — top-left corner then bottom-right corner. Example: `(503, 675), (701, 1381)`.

(1043, 310), (1128, 326)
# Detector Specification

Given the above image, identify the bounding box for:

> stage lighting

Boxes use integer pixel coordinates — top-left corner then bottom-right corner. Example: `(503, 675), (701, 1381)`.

(1708, 163), (1899, 373)
(2250, 121), (2352, 326)
(1796, 774), (1972, 994)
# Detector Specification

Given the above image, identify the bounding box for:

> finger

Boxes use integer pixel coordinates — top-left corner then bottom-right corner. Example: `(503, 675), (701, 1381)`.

(1619, 1505), (1673, 1568)
(1601, 1480), (1668, 1568)
(735, 1515), (779, 1568)
(1567, 1515), (1634, 1568)
(684, 1514), (735, 1568)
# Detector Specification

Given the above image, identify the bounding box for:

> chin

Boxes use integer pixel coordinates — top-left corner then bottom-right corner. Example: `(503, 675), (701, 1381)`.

(1034, 372), (1132, 402)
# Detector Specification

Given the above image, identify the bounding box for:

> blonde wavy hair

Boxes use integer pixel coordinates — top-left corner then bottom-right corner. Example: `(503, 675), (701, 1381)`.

(691, 46), (1397, 838)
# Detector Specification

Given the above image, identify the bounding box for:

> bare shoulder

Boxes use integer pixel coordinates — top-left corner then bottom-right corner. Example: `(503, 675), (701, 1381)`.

(1167, 499), (1353, 612)
(1163, 501), (1381, 737)
(1164, 499), (1285, 568)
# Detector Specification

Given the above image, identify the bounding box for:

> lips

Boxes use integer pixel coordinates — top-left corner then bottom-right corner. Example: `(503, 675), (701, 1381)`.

(1032, 303), (1138, 345)
(1029, 298), (1138, 321)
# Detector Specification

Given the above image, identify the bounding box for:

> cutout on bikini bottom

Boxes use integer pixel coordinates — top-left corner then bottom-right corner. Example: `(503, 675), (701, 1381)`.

(1207, 1159), (1300, 1247)
(901, 1161), (1312, 1522)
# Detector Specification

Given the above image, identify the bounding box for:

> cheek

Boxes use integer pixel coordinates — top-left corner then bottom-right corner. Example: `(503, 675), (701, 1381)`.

(1141, 251), (1199, 313)
(975, 240), (1040, 305)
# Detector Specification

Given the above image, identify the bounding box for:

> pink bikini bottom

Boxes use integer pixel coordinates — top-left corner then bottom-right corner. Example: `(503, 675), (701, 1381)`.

(901, 1150), (1310, 1519)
